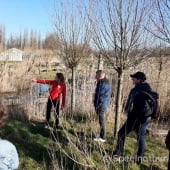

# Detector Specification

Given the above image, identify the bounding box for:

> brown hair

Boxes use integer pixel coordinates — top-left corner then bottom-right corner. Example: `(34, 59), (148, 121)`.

(56, 73), (65, 83)
(0, 105), (8, 128)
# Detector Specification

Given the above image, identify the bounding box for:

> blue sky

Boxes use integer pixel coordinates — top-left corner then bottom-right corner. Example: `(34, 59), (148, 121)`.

(0, 0), (54, 39)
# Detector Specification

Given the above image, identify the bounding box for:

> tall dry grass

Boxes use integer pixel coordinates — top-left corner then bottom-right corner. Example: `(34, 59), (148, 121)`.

(1, 56), (169, 123)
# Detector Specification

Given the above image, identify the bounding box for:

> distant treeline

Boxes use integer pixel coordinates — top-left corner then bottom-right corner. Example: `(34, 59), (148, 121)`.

(0, 25), (60, 51)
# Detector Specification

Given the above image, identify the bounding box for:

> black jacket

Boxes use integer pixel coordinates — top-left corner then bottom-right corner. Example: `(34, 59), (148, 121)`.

(165, 130), (170, 170)
(125, 82), (154, 120)
(166, 130), (170, 150)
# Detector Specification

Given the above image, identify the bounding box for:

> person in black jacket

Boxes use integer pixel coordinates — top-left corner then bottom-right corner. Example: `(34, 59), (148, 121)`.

(113, 72), (157, 164)
(93, 70), (111, 142)
(165, 130), (170, 170)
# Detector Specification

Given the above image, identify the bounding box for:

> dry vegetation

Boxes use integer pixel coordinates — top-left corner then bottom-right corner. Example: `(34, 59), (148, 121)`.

(0, 0), (170, 169)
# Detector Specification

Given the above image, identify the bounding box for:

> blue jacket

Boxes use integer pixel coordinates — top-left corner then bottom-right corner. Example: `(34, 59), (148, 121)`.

(94, 78), (111, 109)
(0, 138), (19, 170)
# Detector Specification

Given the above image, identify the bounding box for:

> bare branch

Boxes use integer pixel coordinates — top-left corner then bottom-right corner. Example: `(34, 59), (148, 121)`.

(90, 0), (151, 71)
(53, 0), (91, 69)
(150, 0), (170, 44)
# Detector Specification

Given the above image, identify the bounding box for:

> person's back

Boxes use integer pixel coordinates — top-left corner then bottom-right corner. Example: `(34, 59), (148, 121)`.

(0, 105), (19, 170)
(0, 139), (19, 170)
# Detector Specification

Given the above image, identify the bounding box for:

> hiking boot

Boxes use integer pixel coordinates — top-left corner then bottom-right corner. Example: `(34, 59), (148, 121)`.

(99, 138), (106, 142)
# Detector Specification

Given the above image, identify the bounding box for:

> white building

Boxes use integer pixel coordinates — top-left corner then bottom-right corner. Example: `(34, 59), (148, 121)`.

(0, 48), (23, 61)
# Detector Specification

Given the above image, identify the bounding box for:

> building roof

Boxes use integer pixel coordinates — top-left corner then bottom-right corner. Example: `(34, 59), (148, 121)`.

(6, 48), (23, 54)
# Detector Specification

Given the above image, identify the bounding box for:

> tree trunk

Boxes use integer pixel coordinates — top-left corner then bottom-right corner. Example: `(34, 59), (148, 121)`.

(98, 53), (103, 70)
(89, 53), (94, 82)
(39, 60), (41, 75)
(113, 69), (124, 139)
(156, 56), (163, 91)
(46, 62), (48, 75)
(71, 67), (76, 113)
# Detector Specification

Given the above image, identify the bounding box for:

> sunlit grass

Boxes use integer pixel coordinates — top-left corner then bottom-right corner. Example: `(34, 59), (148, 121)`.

(0, 116), (168, 170)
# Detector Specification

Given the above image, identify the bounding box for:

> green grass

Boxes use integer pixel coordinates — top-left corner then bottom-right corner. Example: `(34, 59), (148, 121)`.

(0, 114), (169, 170)
(1, 121), (50, 169)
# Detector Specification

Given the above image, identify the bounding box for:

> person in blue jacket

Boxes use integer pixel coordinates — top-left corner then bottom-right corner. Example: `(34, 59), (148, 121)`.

(93, 70), (111, 142)
(0, 105), (19, 170)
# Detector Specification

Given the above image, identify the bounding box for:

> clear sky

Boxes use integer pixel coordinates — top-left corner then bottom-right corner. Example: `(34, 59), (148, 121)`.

(0, 0), (54, 39)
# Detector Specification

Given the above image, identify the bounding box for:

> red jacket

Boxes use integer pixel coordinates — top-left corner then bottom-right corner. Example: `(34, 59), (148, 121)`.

(36, 79), (66, 107)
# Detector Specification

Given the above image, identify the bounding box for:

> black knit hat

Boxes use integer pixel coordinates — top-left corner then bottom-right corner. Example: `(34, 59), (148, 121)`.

(130, 72), (146, 81)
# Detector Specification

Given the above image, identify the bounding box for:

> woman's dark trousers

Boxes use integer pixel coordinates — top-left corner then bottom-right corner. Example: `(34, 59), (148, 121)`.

(46, 98), (60, 127)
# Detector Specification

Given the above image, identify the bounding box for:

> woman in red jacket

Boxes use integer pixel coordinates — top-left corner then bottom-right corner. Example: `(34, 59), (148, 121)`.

(32, 73), (66, 128)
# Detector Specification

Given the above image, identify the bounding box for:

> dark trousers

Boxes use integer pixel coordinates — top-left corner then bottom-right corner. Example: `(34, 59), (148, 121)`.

(114, 117), (150, 157)
(168, 152), (170, 170)
(96, 108), (107, 139)
(46, 98), (60, 127)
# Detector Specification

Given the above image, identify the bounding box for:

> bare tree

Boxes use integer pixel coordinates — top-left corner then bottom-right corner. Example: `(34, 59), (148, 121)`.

(150, 0), (170, 122)
(151, 0), (170, 43)
(23, 29), (29, 50)
(43, 33), (61, 51)
(90, 0), (152, 138)
(38, 31), (42, 50)
(53, 0), (91, 112)
(0, 25), (5, 51)
(98, 53), (104, 70)
(30, 29), (38, 50)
